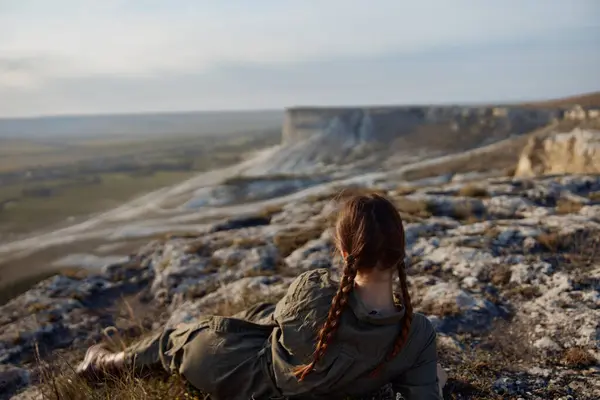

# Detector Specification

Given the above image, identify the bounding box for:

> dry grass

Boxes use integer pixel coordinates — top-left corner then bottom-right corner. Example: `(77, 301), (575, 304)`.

(184, 241), (213, 257)
(58, 267), (90, 280)
(420, 301), (462, 317)
(273, 224), (326, 257)
(561, 347), (597, 368)
(34, 284), (291, 399)
(36, 356), (206, 400)
(490, 265), (512, 286)
(449, 202), (482, 222)
(34, 295), (207, 400)
(392, 197), (431, 218)
(307, 186), (388, 204)
(426, 200), (484, 222)
(393, 186), (416, 196)
(555, 199), (584, 215)
(26, 302), (51, 314)
(458, 185), (489, 198)
(259, 204), (285, 218)
(537, 232), (561, 252)
(506, 284), (541, 300)
(437, 320), (544, 399)
(401, 136), (529, 182)
(231, 237), (267, 249)
(503, 166), (517, 178)
(539, 230), (600, 273)
(163, 231), (203, 240)
(588, 191), (600, 202)
(84, 288), (284, 398)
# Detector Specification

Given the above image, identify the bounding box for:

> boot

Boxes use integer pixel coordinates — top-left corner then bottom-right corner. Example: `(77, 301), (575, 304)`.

(76, 344), (126, 379)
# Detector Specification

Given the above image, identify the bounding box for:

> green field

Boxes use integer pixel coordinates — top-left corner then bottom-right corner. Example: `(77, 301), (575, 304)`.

(0, 129), (280, 238)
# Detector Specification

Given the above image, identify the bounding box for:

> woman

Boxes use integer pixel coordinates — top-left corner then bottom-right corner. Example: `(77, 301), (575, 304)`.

(77, 193), (446, 399)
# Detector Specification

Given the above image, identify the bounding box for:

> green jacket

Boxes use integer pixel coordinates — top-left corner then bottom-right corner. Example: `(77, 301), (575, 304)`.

(126, 269), (441, 399)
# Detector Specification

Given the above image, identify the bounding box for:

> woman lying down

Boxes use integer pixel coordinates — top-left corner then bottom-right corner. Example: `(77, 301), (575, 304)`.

(77, 193), (447, 399)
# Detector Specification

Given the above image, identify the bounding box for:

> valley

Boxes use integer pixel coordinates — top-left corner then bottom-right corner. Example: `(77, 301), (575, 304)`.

(1, 93), (599, 399)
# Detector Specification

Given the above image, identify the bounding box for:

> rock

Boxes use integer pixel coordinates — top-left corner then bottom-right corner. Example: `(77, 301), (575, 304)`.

(515, 128), (600, 177)
(522, 236), (538, 252)
(437, 334), (464, 352)
(0, 364), (30, 400)
(580, 205), (600, 219)
(408, 194), (485, 219)
(285, 238), (333, 271)
(3, 168), (600, 399)
(420, 282), (501, 334)
(237, 243), (281, 274)
(165, 276), (292, 328)
(9, 387), (42, 400)
(150, 248), (214, 301)
(210, 214), (271, 233)
(51, 253), (129, 269)
(558, 174), (600, 193)
(421, 245), (498, 279)
(533, 336), (561, 352)
(404, 218), (459, 247)
(462, 276), (479, 289)
(492, 377), (529, 396)
(484, 195), (534, 219)
(510, 262), (553, 285)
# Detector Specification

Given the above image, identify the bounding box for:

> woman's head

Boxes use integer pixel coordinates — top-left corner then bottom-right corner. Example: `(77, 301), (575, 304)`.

(294, 192), (413, 381)
(334, 192), (406, 272)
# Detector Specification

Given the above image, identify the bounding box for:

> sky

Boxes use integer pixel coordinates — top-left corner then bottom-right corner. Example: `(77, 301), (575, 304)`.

(1, 0), (599, 117)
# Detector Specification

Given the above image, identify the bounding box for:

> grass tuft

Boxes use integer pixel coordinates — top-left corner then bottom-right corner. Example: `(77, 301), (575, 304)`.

(420, 302), (462, 317)
(562, 347), (597, 368)
(273, 225), (326, 258)
(458, 185), (489, 198)
(490, 265), (512, 287)
(537, 232), (561, 252)
(555, 199), (584, 215)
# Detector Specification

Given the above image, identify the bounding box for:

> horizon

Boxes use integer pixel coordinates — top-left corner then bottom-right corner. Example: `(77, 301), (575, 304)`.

(2, 90), (599, 122)
(1, 1), (599, 118)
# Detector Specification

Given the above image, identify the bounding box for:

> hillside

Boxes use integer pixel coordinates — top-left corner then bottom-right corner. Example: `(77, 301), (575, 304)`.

(524, 91), (600, 108)
(1, 94), (599, 399)
(2, 173), (599, 399)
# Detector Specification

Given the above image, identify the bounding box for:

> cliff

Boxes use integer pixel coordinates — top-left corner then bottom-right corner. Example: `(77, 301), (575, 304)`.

(266, 106), (565, 175)
(515, 128), (600, 177)
(282, 106), (562, 145)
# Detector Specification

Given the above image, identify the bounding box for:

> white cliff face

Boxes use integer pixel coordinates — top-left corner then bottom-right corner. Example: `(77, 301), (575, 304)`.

(515, 128), (600, 177)
(282, 107), (559, 144)
(271, 106), (562, 175)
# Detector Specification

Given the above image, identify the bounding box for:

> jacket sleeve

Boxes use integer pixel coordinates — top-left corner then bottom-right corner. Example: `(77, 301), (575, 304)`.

(392, 319), (442, 400)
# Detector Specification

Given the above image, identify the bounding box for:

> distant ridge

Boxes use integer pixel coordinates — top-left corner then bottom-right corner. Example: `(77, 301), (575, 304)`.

(0, 110), (283, 138)
(523, 91), (600, 108)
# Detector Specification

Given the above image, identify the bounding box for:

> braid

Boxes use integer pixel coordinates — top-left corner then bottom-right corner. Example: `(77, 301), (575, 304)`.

(293, 255), (357, 381)
(370, 260), (413, 377)
(391, 260), (413, 358)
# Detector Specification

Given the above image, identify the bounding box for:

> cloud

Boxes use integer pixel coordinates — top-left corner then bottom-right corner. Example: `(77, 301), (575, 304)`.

(2, 1), (598, 79)
(0, 56), (51, 88)
(2, 30), (598, 117)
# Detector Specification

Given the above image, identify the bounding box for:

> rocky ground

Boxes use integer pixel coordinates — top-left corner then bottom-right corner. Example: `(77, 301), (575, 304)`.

(1, 173), (599, 399)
